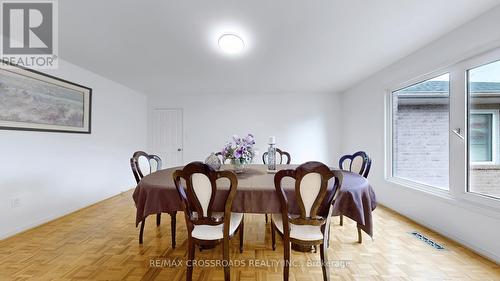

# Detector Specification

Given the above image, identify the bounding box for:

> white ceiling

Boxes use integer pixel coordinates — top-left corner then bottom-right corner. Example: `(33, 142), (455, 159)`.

(59, 0), (500, 96)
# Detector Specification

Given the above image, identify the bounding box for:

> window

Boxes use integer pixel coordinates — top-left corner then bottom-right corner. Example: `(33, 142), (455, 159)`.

(391, 74), (450, 190)
(387, 48), (500, 207)
(469, 110), (498, 164)
(468, 59), (500, 200)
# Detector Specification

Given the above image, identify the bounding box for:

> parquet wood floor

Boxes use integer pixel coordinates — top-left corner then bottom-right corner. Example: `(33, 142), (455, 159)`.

(1, 190), (498, 281)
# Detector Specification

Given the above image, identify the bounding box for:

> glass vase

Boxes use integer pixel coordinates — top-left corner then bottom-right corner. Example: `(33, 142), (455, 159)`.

(230, 158), (246, 173)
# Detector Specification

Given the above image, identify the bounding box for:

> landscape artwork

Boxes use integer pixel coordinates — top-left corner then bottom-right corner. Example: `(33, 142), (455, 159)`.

(0, 63), (91, 133)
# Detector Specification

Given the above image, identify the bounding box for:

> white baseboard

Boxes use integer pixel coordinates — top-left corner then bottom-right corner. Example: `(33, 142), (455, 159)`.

(384, 204), (500, 264)
(0, 189), (131, 240)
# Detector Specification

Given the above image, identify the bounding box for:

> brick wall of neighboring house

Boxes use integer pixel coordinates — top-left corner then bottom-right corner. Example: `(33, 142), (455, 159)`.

(394, 97), (500, 197)
(393, 101), (449, 189)
(469, 103), (500, 197)
(470, 166), (500, 198)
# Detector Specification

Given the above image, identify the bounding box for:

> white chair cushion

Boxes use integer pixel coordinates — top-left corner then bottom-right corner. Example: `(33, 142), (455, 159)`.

(191, 173), (212, 217)
(299, 173), (322, 217)
(351, 155), (364, 174)
(191, 213), (243, 240)
(271, 214), (324, 241)
(137, 156), (151, 176)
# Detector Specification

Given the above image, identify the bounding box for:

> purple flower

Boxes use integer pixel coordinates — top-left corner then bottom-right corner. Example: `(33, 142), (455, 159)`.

(233, 135), (242, 144)
(244, 134), (255, 144)
(233, 148), (242, 159)
(222, 133), (255, 162)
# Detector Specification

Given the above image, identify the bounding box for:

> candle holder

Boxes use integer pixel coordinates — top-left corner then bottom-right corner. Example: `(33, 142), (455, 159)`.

(267, 136), (277, 173)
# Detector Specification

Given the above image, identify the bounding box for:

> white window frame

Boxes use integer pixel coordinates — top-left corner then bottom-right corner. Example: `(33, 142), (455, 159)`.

(460, 49), (500, 209)
(469, 109), (499, 165)
(385, 71), (451, 193)
(385, 46), (500, 214)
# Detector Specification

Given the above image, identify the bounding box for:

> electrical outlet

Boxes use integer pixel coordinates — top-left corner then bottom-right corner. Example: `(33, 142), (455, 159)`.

(11, 198), (21, 209)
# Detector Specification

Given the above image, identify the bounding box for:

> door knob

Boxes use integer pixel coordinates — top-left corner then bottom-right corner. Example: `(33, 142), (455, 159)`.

(177, 148), (182, 151)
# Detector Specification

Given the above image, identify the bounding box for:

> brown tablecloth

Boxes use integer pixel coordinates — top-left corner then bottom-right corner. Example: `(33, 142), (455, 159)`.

(133, 164), (377, 237)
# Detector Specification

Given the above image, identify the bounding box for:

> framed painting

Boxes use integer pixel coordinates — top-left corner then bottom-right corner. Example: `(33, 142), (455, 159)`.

(0, 61), (91, 133)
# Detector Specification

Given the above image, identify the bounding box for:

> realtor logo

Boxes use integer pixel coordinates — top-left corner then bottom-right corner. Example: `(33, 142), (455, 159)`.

(1, 0), (58, 69)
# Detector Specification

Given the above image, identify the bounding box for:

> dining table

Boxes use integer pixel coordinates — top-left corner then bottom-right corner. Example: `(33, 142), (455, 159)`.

(133, 164), (377, 246)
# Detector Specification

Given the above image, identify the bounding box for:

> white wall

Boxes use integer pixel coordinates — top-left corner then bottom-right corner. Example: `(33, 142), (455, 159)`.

(340, 6), (500, 262)
(149, 91), (341, 167)
(0, 60), (147, 239)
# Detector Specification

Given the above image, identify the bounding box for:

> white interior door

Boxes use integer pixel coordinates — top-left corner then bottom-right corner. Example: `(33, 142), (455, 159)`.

(151, 109), (183, 168)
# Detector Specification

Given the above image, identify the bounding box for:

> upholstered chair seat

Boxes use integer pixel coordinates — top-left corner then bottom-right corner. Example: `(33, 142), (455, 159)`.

(192, 213), (243, 240)
(271, 214), (323, 241)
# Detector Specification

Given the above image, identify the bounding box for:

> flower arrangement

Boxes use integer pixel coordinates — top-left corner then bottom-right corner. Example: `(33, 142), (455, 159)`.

(221, 134), (256, 172)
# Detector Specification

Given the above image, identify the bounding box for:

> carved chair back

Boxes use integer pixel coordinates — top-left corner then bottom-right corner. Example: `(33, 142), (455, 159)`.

(130, 151), (162, 184)
(339, 151), (371, 178)
(173, 162), (238, 235)
(274, 161), (343, 232)
(262, 148), (291, 165)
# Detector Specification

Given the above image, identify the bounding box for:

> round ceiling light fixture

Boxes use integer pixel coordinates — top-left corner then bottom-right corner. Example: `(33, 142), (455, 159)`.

(218, 34), (245, 55)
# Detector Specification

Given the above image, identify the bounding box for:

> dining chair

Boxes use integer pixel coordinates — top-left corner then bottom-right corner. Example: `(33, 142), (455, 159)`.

(263, 148), (291, 223)
(338, 151), (372, 242)
(262, 148), (291, 165)
(338, 151), (371, 178)
(130, 151), (177, 247)
(173, 162), (244, 281)
(271, 161), (343, 281)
